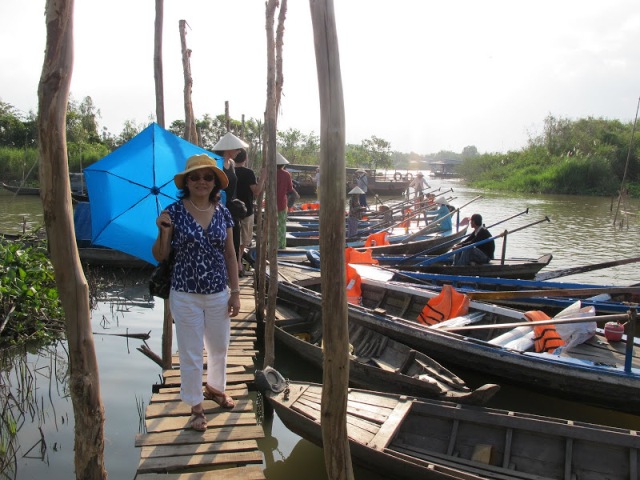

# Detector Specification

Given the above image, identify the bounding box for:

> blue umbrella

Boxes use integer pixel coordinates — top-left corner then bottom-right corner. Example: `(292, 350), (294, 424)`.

(83, 123), (223, 265)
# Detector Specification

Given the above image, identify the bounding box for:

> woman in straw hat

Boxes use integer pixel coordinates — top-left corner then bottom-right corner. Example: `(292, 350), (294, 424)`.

(213, 132), (249, 267)
(431, 197), (453, 232)
(152, 153), (240, 432)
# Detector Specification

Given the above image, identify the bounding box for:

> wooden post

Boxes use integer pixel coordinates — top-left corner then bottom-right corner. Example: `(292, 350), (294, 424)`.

(310, 0), (354, 478)
(225, 101), (230, 132)
(153, 0), (165, 127)
(38, 1), (106, 478)
(179, 19), (198, 145)
(262, 0), (281, 369)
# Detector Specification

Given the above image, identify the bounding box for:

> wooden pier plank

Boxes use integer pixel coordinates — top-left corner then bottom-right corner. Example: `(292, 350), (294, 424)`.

(136, 464), (265, 479)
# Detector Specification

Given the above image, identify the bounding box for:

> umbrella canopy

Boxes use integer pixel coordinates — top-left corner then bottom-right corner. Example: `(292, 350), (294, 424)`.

(83, 123), (223, 265)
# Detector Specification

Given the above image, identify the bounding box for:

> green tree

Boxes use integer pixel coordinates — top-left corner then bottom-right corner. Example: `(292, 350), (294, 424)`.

(361, 135), (392, 170)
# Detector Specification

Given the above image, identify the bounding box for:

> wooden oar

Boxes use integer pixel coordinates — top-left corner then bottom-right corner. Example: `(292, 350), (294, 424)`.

(466, 286), (640, 301)
(439, 312), (630, 332)
(535, 256), (640, 281)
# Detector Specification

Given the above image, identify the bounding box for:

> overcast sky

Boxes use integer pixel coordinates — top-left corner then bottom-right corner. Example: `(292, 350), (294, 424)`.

(1, 0), (639, 154)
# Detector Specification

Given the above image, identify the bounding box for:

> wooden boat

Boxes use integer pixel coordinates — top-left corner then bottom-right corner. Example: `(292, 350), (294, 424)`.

(388, 269), (640, 315)
(286, 164), (410, 197)
(274, 290), (500, 404)
(268, 380), (640, 480)
(1, 182), (40, 195)
(286, 218), (469, 249)
(275, 263), (640, 414)
(306, 251), (553, 280)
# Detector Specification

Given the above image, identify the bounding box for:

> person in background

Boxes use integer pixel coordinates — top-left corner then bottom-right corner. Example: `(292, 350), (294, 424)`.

(314, 166), (321, 202)
(152, 154), (240, 432)
(347, 186), (366, 237)
(276, 153), (294, 249)
(213, 132), (249, 265)
(409, 172), (430, 201)
(451, 213), (495, 265)
(234, 148), (265, 276)
(354, 169), (368, 209)
(431, 197), (453, 232)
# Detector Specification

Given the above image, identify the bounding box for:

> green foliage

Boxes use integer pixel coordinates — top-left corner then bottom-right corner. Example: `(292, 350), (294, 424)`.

(0, 238), (65, 348)
(461, 116), (640, 196)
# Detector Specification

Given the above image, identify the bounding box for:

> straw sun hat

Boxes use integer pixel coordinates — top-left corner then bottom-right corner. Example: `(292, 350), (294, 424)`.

(174, 154), (229, 189)
(348, 186), (365, 195)
(212, 132), (249, 151)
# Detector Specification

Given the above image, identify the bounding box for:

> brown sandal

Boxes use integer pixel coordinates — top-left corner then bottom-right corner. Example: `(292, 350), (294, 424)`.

(204, 385), (235, 409)
(189, 409), (207, 432)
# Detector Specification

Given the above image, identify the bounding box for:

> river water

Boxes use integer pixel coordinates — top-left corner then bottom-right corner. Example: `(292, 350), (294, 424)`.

(1, 177), (640, 479)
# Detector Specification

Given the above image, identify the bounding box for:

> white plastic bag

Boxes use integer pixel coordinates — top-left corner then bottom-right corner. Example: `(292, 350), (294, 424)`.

(553, 300), (596, 350)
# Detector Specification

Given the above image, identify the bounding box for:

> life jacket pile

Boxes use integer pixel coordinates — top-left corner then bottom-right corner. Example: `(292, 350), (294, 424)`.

(417, 285), (470, 326)
(524, 310), (565, 353)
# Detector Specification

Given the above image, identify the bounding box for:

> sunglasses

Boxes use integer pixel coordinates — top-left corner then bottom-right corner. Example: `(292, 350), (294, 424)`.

(188, 173), (215, 182)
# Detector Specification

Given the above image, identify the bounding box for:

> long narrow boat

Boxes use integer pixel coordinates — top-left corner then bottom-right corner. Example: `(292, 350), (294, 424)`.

(275, 263), (640, 414)
(305, 251), (553, 280)
(274, 292), (500, 405)
(268, 380), (640, 480)
(1, 182), (40, 195)
(388, 269), (640, 314)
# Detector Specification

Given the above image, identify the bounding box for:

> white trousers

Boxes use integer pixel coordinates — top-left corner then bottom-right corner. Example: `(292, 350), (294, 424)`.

(170, 289), (231, 406)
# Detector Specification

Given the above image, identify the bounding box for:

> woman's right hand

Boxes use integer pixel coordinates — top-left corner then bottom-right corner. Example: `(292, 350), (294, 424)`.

(156, 211), (173, 231)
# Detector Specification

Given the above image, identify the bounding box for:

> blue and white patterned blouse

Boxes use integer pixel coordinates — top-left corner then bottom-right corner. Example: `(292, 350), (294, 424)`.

(166, 201), (234, 294)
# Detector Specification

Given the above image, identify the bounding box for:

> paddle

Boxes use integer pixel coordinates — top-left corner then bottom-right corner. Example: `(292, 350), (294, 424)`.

(397, 207), (532, 264)
(535, 256), (640, 281)
(466, 286), (640, 301)
(439, 312), (631, 332)
(415, 216), (550, 267)
(401, 195), (483, 243)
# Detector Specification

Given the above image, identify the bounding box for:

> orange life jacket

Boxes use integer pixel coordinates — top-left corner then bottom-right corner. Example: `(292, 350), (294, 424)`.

(417, 285), (470, 326)
(346, 264), (362, 305)
(345, 247), (378, 265)
(301, 202), (320, 211)
(364, 231), (390, 247)
(524, 310), (565, 354)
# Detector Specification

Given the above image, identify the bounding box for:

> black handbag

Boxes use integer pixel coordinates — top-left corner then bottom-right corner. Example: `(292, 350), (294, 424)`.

(228, 198), (247, 219)
(149, 251), (174, 299)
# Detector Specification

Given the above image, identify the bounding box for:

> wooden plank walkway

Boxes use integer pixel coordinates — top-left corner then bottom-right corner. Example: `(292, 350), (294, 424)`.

(135, 277), (266, 479)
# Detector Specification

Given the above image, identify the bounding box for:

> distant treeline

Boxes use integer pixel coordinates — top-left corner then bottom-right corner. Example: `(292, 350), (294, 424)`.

(2, 96), (636, 196)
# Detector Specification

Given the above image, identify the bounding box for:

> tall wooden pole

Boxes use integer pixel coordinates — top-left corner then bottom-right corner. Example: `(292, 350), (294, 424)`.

(262, 0), (281, 369)
(153, 0), (165, 127)
(38, 0), (106, 478)
(310, 0), (353, 478)
(179, 19), (198, 145)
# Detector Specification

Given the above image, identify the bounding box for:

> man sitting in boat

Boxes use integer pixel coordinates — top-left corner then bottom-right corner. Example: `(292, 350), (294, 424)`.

(451, 213), (494, 265)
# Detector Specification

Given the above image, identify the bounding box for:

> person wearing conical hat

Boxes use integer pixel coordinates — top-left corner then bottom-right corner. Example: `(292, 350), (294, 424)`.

(347, 186), (366, 237)
(353, 169), (369, 209)
(431, 196), (453, 232)
(276, 152), (297, 248)
(213, 132), (249, 265)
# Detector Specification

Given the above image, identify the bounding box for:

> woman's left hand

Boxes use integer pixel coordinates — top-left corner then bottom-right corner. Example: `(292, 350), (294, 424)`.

(228, 293), (240, 317)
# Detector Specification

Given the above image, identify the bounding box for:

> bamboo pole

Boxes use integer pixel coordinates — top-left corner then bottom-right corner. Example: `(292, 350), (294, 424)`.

(179, 19), (198, 145)
(153, 0), (165, 127)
